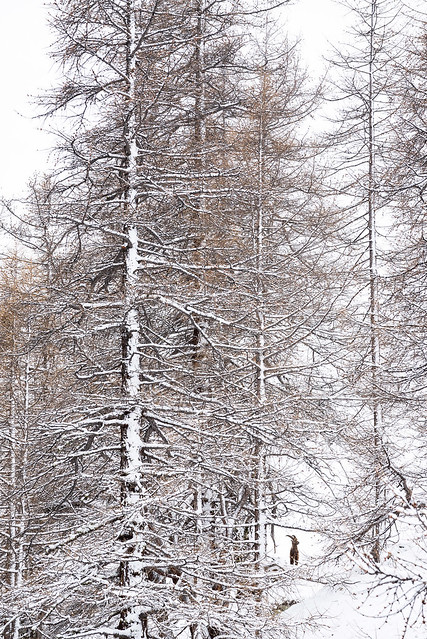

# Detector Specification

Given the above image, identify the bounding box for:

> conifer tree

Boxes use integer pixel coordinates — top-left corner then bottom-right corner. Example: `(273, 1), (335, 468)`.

(325, 0), (413, 562)
(1, 1), (345, 637)
(8, 2), (305, 638)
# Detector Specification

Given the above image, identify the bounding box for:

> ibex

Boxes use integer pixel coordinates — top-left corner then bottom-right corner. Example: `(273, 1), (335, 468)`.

(287, 534), (299, 565)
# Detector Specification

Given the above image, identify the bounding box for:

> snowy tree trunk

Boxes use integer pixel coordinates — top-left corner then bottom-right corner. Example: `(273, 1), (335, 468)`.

(367, 0), (382, 563)
(253, 65), (267, 566)
(191, 0), (210, 547)
(4, 313), (32, 639)
(8, 375), (20, 639)
(118, 1), (145, 636)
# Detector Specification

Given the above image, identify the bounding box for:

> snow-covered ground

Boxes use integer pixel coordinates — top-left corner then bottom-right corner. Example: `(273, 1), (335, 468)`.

(284, 578), (425, 638)
(281, 517), (427, 639)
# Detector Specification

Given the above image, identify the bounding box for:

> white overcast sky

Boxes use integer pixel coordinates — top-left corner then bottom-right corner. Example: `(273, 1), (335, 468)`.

(0, 0), (349, 201)
(1, 1), (52, 200)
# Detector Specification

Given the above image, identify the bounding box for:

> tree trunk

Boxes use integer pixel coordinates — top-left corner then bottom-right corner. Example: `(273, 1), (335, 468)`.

(118, 2), (145, 636)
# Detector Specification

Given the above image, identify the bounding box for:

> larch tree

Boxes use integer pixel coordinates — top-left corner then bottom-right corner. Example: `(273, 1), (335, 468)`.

(324, 0), (405, 562)
(387, 11), (427, 431)
(6, 1), (321, 638)
(230, 15), (341, 570)
(0, 254), (74, 639)
(351, 10), (427, 631)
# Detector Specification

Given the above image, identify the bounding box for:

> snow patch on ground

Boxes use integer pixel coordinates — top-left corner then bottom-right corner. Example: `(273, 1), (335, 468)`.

(282, 566), (426, 639)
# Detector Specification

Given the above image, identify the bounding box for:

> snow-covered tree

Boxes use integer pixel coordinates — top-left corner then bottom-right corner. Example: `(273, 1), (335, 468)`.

(0, 254), (77, 639)
(4, 1), (327, 638)
(324, 0), (406, 561)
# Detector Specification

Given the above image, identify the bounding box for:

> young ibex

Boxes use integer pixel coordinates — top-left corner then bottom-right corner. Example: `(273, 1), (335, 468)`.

(287, 534), (299, 565)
